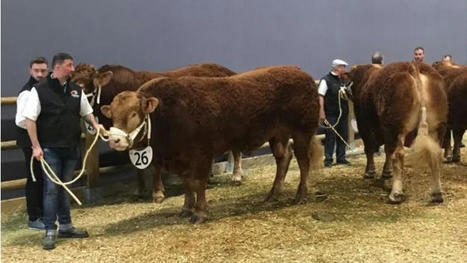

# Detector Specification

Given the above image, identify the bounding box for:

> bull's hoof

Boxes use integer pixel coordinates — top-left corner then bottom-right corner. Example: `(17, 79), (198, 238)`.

(179, 209), (193, 218)
(364, 171), (376, 179)
(294, 194), (308, 204)
(388, 193), (406, 204)
(431, 192), (444, 203)
(381, 171), (392, 179)
(264, 191), (280, 202)
(153, 196), (165, 204)
(189, 214), (207, 224)
(230, 180), (242, 186)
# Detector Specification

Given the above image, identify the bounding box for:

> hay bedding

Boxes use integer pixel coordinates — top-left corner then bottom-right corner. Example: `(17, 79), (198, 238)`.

(2, 144), (466, 262)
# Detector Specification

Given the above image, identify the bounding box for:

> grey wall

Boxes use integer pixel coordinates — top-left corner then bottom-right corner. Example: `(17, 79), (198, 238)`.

(2, 0), (466, 98)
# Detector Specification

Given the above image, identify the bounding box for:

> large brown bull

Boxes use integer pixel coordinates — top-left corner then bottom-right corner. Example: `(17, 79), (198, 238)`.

(101, 66), (323, 223)
(71, 63), (243, 203)
(432, 62), (467, 162)
(346, 62), (448, 203)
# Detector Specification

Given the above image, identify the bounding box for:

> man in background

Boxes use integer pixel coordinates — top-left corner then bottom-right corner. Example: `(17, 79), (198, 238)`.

(318, 59), (351, 167)
(371, 51), (384, 65)
(413, 46), (425, 62)
(15, 57), (49, 230)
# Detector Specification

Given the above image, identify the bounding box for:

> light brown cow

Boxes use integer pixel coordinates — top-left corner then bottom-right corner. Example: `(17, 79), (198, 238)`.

(101, 66), (323, 223)
(346, 62), (448, 203)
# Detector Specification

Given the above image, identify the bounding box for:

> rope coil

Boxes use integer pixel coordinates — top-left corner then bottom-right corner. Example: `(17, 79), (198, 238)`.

(319, 88), (353, 149)
(30, 127), (109, 205)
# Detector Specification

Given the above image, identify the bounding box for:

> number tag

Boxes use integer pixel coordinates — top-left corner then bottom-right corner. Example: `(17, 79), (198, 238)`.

(85, 117), (99, 135)
(129, 146), (153, 169)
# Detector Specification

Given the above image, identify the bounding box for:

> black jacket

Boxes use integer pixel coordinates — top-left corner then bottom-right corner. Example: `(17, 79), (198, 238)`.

(34, 75), (83, 148)
(16, 77), (38, 148)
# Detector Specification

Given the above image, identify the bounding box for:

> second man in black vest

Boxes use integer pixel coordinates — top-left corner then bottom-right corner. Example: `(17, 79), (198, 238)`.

(318, 59), (351, 167)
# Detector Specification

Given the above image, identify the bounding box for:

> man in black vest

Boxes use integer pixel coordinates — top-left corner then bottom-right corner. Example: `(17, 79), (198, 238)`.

(318, 59), (351, 167)
(15, 57), (49, 230)
(23, 52), (101, 250)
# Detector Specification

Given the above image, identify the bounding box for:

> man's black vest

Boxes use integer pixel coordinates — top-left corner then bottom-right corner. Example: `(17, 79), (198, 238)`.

(320, 72), (348, 116)
(16, 77), (38, 148)
(35, 75), (83, 148)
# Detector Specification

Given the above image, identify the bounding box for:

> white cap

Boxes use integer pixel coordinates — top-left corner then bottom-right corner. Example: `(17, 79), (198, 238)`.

(332, 59), (349, 68)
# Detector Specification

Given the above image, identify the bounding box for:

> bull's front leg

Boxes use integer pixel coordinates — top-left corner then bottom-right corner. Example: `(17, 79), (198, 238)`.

(152, 164), (165, 203)
(135, 168), (147, 197)
(364, 148), (377, 179)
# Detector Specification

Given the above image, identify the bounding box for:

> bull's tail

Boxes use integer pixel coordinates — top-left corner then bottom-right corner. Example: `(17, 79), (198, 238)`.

(407, 70), (443, 171)
(309, 135), (324, 170)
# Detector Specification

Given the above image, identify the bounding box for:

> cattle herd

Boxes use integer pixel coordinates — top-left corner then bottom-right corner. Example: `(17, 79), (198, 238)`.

(71, 60), (466, 223)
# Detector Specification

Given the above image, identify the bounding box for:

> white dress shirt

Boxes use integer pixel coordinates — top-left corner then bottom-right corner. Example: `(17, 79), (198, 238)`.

(22, 87), (93, 122)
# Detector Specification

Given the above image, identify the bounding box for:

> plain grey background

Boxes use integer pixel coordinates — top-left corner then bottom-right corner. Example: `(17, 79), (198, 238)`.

(2, 0), (466, 98)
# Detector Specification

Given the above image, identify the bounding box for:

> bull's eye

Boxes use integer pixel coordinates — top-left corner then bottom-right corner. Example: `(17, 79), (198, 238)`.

(130, 112), (137, 119)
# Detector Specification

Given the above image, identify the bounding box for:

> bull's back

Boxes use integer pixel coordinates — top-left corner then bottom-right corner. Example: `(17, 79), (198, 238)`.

(143, 66), (319, 152)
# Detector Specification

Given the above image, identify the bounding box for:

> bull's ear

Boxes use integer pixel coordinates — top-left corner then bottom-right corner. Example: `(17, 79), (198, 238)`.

(93, 71), (113, 87)
(100, 105), (112, 118)
(142, 97), (159, 114)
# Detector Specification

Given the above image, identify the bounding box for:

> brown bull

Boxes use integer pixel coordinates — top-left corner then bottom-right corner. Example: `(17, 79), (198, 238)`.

(101, 66), (323, 223)
(71, 63), (242, 202)
(347, 62), (447, 204)
(432, 62), (467, 162)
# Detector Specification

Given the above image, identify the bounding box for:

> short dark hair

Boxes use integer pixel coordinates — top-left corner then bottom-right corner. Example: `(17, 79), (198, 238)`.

(52, 52), (73, 68)
(371, 52), (383, 64)
(29, 56), (48, 68)
(414, 46), (424, 53)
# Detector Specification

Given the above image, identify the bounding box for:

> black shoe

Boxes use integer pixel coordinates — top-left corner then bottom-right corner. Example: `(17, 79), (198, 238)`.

(324, 162), (333, 168)
(337, 160), (351, 166)
(58, 227), (89, 238)
(43, 233), (56, 250)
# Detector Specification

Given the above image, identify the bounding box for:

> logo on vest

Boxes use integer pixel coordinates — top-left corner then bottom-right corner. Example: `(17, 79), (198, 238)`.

(70, 90), (80, 98)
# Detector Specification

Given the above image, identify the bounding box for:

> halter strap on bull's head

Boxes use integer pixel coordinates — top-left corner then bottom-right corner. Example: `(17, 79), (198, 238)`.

(108, 114), (152, 149)
(86, 71), (113, 107)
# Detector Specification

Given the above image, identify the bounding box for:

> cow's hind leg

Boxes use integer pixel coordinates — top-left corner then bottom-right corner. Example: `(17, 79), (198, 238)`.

(180, 177), (196, 218)
(189, 157), (212, 224)
(292, 133), (313, 204)
(443, 127), (453, 162)
(452, 126), (464, 163)
(231, 151), (244, 185)
(265, 136), (293, 202)
(152, 164), (165, 203)
(388, 135), (406, 204)
(190, 177), (208, 224)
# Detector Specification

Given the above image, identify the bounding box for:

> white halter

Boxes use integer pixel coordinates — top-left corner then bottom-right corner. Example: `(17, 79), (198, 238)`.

(109, 114), (151, 148)
(85, 84), (102, 107)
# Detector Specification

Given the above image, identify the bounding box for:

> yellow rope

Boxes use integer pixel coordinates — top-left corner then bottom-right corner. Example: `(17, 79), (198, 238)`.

(30, 128), (109, 205)
(319, 88), (353, 149)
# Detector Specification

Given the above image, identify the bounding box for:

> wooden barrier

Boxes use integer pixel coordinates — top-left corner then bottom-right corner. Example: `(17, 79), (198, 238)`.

(1, 97), (17, 105)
